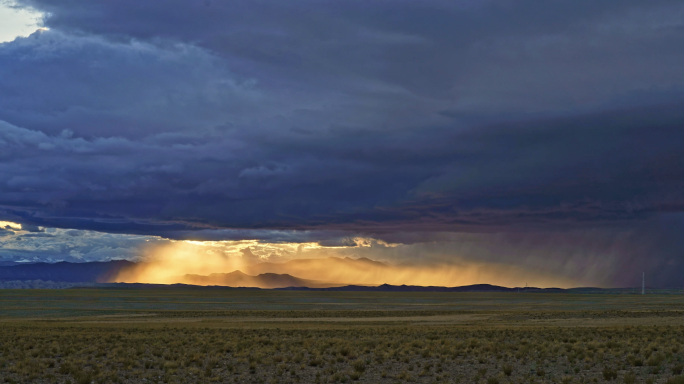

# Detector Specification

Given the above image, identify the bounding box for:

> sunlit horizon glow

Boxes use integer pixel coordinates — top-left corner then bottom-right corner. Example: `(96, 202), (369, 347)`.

(0, 223), (633, 288)
(113, 239), (581, 289)
(114, 238), (385, 284)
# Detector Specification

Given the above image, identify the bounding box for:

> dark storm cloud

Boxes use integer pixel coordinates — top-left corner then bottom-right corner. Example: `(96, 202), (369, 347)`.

(0, 0), (683, 279)
(17, 0), (684, 110)
(2, 101), (682, 234)
(0, 30), (259, 138)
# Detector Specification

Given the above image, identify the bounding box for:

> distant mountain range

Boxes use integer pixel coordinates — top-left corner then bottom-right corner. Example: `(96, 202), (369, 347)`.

(84, 282), (622, 293)
(81, 283), (567, 292)
(0, 257), (389, 287)
(0, 258), (647, 292)
(276, 283), (560, 292)
(169, 270), (343, 289)
(273, 283), (619, 293)
(241, 257), (389, 283)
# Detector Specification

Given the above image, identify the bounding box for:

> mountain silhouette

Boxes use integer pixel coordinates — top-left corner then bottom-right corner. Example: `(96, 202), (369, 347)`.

(242, 256), (389, 283)
(171, 270), (339, 288)
(0, 260), (610, 292)
(277, 283), (566, 292)
(0, 257), (385, 286)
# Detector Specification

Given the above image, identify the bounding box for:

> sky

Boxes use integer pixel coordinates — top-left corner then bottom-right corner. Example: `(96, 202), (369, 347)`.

(0, 0), (683, 287)
(0, 1), (40, 42)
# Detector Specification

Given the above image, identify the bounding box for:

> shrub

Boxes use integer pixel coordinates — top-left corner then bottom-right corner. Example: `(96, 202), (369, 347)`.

(673, 365), (684, 375)
(623, 372), (636, 384)
(309, 357), (322, 367)
(666, 376), (684, 384)
(503, 364), (513, 376)
(603, 367), (618, 381)
(487, 377), (499, 384)
(646, 353), (665, 367)
(351, 359), (365, 373)
(58, 362), (75, 375)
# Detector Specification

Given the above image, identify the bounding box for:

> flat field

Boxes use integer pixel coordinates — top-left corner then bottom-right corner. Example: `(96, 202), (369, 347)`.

(1, 290), (683, 384)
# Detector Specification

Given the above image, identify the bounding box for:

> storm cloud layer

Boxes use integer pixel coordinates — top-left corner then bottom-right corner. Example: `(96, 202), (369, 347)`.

(1, 0), (683, 286)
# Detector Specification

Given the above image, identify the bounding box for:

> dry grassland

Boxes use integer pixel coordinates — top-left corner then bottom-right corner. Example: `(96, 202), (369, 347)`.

(0, 290), (683, 384)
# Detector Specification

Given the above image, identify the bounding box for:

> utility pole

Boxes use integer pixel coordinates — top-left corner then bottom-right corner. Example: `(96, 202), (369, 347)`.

(642, 272), (645, 295)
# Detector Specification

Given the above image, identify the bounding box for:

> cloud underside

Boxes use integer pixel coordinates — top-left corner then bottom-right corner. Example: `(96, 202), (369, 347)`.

(1, 101), (682, 235)
(0, 0), (683, 285)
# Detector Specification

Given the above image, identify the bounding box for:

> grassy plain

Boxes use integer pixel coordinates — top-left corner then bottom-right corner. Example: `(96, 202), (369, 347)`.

(1, 290), (683, 384)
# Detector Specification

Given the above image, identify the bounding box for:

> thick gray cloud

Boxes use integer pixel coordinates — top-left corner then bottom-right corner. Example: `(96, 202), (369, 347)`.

(16, 0), (684, 114)
(0, 30), (260, 138)
(1, 103), (681, 233)
(0, 0), (683, 285)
